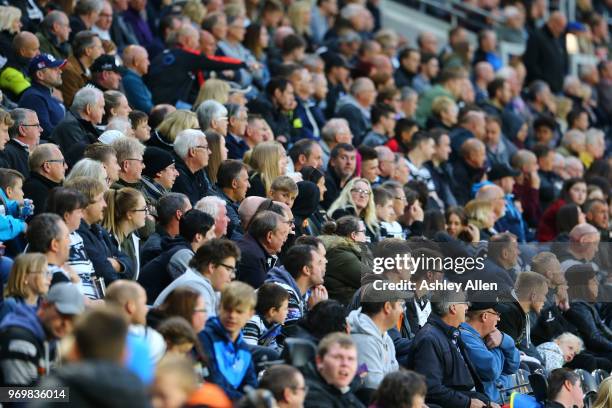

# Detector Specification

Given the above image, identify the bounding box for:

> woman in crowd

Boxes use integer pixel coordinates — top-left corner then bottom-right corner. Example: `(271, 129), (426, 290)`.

(538, 178), (588, 242)
(103, 90), (132, 125)
(245, 141), (288, 198)
(426, 96), (458, 131)
(445, 206), (468, 238)
(103, 187), (148, 280)
(67, 158), (110, 187)
(149, 110), (199, 152)
(320, 216), (372, 306)
(205, 131), (227, 185)
(554, 203), (586, 242)
(464, 199), (496, 241)
(299, 166), (328, 235)
(328, 178), (380, 243)
(0, 6), (21, 59)
(594, 376), (612, 408)
(194, 79), (230, 108)
(243, 23), (270, 90)
(148, 286), (209, 334)
(0, 253), (49, 321)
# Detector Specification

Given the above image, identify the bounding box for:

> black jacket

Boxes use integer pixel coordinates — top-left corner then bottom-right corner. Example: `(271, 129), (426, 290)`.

(406, 313), (488, 408)
(322, 167), (346, 210)
(247, 94), (296, 143)
(137, 235), (191, 302)
(522, 24), (568, 94)
(538, 170), (563, 211)
(450, 158), (486, 206)
(2, 139), (29, 177)
(302, 363), (365, 408)
(50, 109), (100, 154)
(425, 161), (458, 209)
(76, 220), (134, 285)
(139, 226), (171, 268)
(23, 172), (61, 216)
(565, 300), (612, 353)
(171, 154), (212, 205)
(236, 233), (276, 289)
(146, 47), (245, 105)
(217, 190), (242, 241)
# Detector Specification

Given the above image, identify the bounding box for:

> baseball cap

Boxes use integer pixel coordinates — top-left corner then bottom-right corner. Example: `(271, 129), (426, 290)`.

(468, 301), (501, 312)
(488, 163), (520, 181)
(28, 53), (67, 75)
(91, 54), (121, 73)
(46, 282), (85, 315)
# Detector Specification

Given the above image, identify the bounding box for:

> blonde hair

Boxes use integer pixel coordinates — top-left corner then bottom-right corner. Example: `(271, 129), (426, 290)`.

(194, 79), (230, 109)
(182, 0), (207, 25)
(594, 376), (612, 408)
(249, 141), (286, 195)
(220, 281), (256, 311)
(328, 178), (378, 232)
(64, 176), (107, 204)
(5, 253), (48, 298)
(431, 96), (457, 118)
(555, 333), (584, 354)
(156, 110), (199, 143)
(464, 199), (494, 229)
(102, 187), (144, 244)
(0, 6), (22, 33)
(288, 1), (311, 36)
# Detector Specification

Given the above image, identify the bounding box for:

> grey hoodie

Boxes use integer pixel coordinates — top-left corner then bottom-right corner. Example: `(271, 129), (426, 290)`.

(347, 308), (398, 389)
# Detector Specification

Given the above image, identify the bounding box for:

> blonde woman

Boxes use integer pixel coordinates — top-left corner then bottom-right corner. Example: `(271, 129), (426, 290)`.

(194, 79), (230, 109)
(464, 199), (496, 241)
(103, 187), (148, 280)
(594, 376), (612, 408)
(182, 0), (207, 25)
(287, 1), (313, 50)
(152, 110), (199, 151)
(205, 131), (227, 185)
(245, 141), (288, 197)
(328, 178), (380, 243)
(0, 253), (50, 321)
(429, 96), (458, 130)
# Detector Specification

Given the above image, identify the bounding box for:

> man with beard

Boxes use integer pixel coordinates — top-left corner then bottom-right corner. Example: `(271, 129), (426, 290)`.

(19, 54), (66, 138)
(322, 143), (356, 209)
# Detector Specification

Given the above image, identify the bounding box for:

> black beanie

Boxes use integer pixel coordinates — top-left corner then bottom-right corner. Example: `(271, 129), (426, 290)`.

(143, 147), (175, 178)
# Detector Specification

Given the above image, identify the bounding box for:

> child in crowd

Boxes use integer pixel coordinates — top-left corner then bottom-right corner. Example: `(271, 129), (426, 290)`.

(242, 282), (289, 352)
(199, 281), (258, 400)
(374, 187), (404, 239)
(269, 176), (298, 208)
(157, 316), (199, 357)
(0, 169), (28, 239)
(129, 110), (151, 143)
(536, 332), (584, 371)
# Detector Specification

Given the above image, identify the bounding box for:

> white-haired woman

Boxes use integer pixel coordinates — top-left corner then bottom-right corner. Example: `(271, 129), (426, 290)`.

(0, 6), (22, 57)
(328, 178), (380, 243)
(67, 158), (110, 186)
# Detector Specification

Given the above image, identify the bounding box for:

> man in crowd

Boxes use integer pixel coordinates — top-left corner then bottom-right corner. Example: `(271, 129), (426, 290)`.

(23, 144), (66, 214)
(226, 104), (250, 160)
(172, 129), (213, 205)
(195, 196), (230, 239)
(289, 139), (324, 173)
(320, 118), (352, 169)
(216, 160), (250, 241)
(60, 31), (103, 106)
(89, 54), (122, 91)
(36, 11), (72, 60)
(336, 77), (377, 144)
(362, 103), (396, 147)
(543, 368), (585, 408)
(0, 32), (39, 101)
(248, 77), (297, 143)
(322, 143), (356, 209)
(122, 45), (152, 113)
(4, 108), (42, 177)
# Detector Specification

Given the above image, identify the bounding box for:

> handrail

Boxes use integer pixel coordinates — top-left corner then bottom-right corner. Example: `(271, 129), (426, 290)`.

(447, 0), (504, 24)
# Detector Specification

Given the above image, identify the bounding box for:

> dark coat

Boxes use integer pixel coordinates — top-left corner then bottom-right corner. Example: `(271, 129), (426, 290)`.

(2, 139), (29, 177)
(565, 300), (612, 353)
(302, 363), (365, 408)
(217, 190), (243, 241)
(522, 24), (568, 94)
(247, 94), (296, 142)
(76, 220), (134, 285)
(23, 172), (61, 216)
(171, 155), (212, 205)
(225, 133), (250, 160)
(450, 159), (486, 206)
(139, 226), (171, 268)
(292, 97), (325, 142)
(426, 161), (458, 208)
(50, 110), (100, 154)
(322, 167), (346, 210)
(236, 234), (276, 289)
(406, 313), (488, 408)
(18, 82), (65, 139)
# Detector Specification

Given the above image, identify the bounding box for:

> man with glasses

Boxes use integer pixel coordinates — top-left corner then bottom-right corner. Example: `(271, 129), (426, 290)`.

(407, 290), (495, 408)
(460, 302), (520, 404)
(3, 108), (42, 177)
(23, 144), (67, 216)
(172, 129), (214, 205)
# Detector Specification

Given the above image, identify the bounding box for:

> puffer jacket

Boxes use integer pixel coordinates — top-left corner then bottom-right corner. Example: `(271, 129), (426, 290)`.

(319, 235), (371, 306)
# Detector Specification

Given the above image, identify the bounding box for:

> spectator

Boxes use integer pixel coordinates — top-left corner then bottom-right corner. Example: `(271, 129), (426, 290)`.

(199, 281), (258, 400)
(412, 53), (440, 95)
(216, 160), (250, 240)
(204, 131), (227, 185)
(90, 54), (122, 92)
(0, 168), (27, 243)
(18, 55), (65, 139)
(5, 108), (40, 177)
(245, 140), (288, 197)
(394, 47), (420, 89)
(23, 144), (67, 215)
(60, 31), (103, 106)
(92, 0), (113, 40)
(268, 176), (298, 208)
(36, 11), (71, 60)
(141, 147), (178, 205)
(369, 370), (427, 408)
(248, 77), (297, 142)
(83, 142), (120, 184)
(105, 280), (166, 365)
(51, 86), (104, 153)
(415, 67), (465, 127)
(288, 65), (325, 142)
(427, 96), (458, 131)
(148, 109), (196, 153)
(197, 100), (228, 136)
(303, 333), (364, 408)
(450, 138), (487, 205)
(259, 364), (307, 408)
(0, 32), (39, 101)
(538, 178), (587, 242)
(426, 129), (457, 208)
(375, 187), (403, 239)
(362, 103), (396, 147)
(329, 178), (379, 243)
(0, 282), (84, 386)
(289, 139), (324, 173)
(336, 77), (376, 144)
(242, 282), (289, 352)
(195, 195), (230, 238)
(141, 209), (215, 303)
(0, 253), (50, 321)
(473, 29), (502, 71)
(225, 104), (249, 160)
(406, 131), (437, 198)
(537, 333), (584, 371)
(129, 110), (151, 143)
(122, 45), (152, 113)
(172, 129), (213, 205)
(544, 368), (584, 408)
(322, 143), (356, 209)
(70, 0), (103, 38)
(320, 118), (352, 169)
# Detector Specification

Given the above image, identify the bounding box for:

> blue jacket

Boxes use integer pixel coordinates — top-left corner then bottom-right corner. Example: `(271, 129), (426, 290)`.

(459, 322), (521, 403)
(199, 317), (257, 400)
(292, 98), (325, 142)
(226, 133), (250, 160)
(0, 188), (25, 242)
(236, 233), (275, 289)
(123, 69), (153, 113)
(266, 265), (307, 327)
(18, 82), (65, 138)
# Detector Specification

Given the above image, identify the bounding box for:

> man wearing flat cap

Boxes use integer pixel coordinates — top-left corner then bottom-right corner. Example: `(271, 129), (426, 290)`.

(0, 282), (85, 386)
(459, 301), (520, 404)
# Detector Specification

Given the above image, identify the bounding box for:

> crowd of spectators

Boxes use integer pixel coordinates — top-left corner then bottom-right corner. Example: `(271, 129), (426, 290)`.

(0, 0), (612, 407)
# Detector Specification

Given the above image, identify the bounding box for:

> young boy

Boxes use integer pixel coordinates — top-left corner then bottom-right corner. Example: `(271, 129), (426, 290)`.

(199, 281), (258, 400)
(0, 169), (28, 241)
(373, 186), (404, 239)
(268, 175), (298, 208)
(129, 110), (151, 143)
(242, 282), (289, 352)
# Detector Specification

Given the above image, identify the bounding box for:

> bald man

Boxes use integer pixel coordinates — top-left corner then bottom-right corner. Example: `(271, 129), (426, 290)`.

(523, 10), (568, 93)
(0, 32), (40, 100)
(451, 138), (488, 205)
(122, 45), (153, 112)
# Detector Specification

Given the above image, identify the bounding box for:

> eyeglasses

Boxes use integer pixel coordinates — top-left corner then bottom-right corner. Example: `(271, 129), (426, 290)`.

(283, 219), (295, 226)
(356, 229), (366, 234)
(45, 159), (65, 165)
(217, 262), (237, 274)
(22, 123), (42, 128)
(351, 188), (371, 196)
(194, 145), (211, 152)
(132, 207), (149, 214)
(125, 158), (144, 163)
(482, 310), (501, 318)
(394, 196), (407, 202)
(291, 385), (309, 393)
(193, 308), (207, 314)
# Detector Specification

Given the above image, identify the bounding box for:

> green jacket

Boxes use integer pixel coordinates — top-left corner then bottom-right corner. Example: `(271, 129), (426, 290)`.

(0, 66), (30, 100)
(36, 31), (71, 60)
(415, 84), (454, 127)
(319, 235), (371, 306)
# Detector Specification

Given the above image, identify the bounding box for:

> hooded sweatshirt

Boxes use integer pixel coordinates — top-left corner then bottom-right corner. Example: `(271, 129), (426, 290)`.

(347, 308), (398, 389)
(265, 265), (307, 326)
(0, 303), (50, 386)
